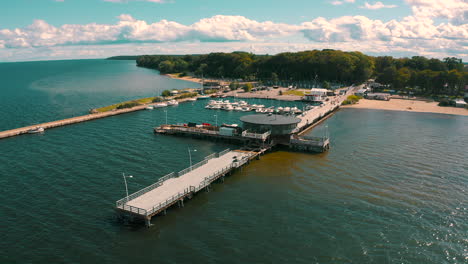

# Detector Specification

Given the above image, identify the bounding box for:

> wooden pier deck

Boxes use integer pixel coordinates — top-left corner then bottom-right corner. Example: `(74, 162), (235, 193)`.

(116, 149), (259, 226)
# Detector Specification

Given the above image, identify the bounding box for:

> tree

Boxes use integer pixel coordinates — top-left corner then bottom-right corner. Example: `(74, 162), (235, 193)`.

(229, 82), (239, 90)
(323, 81), (331, 89)
(243, 83), (253, 92)
(158, 60), (174, 73)
(271, 72), (279, 84)
(161, 90), (171, 97)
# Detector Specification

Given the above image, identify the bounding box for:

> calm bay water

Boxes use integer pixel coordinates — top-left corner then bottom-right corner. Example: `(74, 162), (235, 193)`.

(1, 60), (467, 263)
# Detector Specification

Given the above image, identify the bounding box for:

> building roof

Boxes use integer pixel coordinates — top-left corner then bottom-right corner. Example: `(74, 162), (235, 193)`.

(240, 114), (301, 126)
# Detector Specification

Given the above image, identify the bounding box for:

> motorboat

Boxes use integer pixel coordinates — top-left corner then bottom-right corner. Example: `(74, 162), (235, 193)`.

(186, 98), (197, 102)
(167, 100), (179, 106)
(198, 95), (210, 99)
(224, 104), (234, 111)
(266, 107), (275, 113)
(145, 106), (154, 110)
(28, 127), (45, 134)
(154, 102), (168, 108)
(234, 106), (243, 111)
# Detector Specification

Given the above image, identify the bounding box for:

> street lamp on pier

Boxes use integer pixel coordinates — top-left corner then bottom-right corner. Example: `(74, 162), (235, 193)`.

(122, 173), (133, 203)
(188, 147), (197, 170)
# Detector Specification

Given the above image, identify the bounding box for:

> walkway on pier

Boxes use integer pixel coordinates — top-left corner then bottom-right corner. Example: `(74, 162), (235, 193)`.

(294, 86), (359, 134)
(116, 149), (255, 224)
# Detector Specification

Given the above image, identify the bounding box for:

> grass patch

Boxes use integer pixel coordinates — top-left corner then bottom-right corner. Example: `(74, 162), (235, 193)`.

(342, 95), (363, 105)
(95, 97), (159, 112)
(174, 92), (198, 100)
(283, 90), (306, 96)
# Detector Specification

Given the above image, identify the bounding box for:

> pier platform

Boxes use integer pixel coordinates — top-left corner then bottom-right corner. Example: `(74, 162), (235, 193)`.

(116, 149), (259, 226)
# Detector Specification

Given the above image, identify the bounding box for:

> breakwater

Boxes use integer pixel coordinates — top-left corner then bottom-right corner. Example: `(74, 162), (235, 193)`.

(0, 104), (148, 139)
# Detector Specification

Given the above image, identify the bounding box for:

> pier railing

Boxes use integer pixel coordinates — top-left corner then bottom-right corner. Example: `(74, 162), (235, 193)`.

(118, 204), (147, 215)
(241, 130), (271, 141)
(146, 186), (195, 216)
(195, 164), (233, 192)
(116, 149), (232, 207)
(116, 172), (176, 208)
(219, 148), (230, 157)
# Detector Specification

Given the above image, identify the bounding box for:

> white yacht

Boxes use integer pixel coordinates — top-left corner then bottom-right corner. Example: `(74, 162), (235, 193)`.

(167, 100), (179, 106)
(145, 106), (154, 110)
(154, 102), (168, 108)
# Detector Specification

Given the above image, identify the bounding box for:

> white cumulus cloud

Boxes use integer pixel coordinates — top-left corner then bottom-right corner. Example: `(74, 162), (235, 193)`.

(360, 2), (398, 10)
(0, 0), (467, 61)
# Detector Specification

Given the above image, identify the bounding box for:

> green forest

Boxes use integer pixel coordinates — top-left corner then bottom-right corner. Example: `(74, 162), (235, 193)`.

(135, 50), (467, 97)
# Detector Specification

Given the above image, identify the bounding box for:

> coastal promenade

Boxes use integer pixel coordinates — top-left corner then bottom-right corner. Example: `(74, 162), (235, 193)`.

(294, 87), (357, 135)
(116, 149), (258, 227)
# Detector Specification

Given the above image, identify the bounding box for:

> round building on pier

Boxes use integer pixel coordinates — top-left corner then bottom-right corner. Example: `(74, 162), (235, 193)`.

(240, 114), (300, 136)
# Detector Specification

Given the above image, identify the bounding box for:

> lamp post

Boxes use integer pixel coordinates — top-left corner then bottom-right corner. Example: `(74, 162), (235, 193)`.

(188, 147), (197, 170)
(214, 114), (218, 127)
(122, 173), (133, 203)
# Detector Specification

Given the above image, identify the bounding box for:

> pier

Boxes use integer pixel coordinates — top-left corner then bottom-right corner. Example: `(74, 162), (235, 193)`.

(0, 105), (149, 140)
(116, 86), (359, 227)
(116, 148), (262, 227)
(0, 96), (202, 140)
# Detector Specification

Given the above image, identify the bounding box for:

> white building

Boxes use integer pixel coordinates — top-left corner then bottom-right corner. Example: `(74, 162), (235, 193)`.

(454, 99), (467, 108)
(304, 88), (328, 102)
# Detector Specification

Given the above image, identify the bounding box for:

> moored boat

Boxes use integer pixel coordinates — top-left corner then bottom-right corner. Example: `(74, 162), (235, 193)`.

(28, 127), (45, 134)
(154, 102), (168, 108)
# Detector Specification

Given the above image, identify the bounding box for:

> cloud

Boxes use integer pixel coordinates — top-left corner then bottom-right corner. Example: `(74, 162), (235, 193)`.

(331, 0), (355, 6)
(405, 0), (468, 24)
(1, 0), (467, 61)
(0, 15), (299, 48)
(360, 2), (397, 10)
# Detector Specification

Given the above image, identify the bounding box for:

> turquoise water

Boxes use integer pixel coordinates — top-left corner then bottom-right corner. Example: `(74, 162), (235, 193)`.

(0, 59), (199, 130)
(1, 60), (467, 263)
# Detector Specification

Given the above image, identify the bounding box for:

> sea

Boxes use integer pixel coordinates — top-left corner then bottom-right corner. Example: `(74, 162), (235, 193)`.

(0, 60), (467, 264)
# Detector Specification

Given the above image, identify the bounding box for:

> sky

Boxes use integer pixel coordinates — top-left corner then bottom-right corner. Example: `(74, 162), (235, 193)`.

(0, 0), (466, 62)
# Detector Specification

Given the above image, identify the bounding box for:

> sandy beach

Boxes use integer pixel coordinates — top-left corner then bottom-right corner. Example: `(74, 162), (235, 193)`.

(166, 74), (230, 85)
(342, 99), (468, 116)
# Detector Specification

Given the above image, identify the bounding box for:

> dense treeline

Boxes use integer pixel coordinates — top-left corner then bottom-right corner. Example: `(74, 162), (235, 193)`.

(136, 50), (467, 96)
(374, 56), (466, 96)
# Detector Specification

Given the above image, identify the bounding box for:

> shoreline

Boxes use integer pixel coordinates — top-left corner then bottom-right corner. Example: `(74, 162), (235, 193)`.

(342, 99), (468, 116)
(165, 74), (230, 85)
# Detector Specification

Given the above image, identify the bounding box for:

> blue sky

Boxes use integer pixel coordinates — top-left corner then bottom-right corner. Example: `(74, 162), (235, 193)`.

(0, 0), (466, 61)
(0, 0), (412, 28)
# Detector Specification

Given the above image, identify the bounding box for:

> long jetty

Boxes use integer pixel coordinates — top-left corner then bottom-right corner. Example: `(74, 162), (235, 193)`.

(0, 104), (148, 140)
(116, 148), (261, 227)
(0, 96), (200, 140)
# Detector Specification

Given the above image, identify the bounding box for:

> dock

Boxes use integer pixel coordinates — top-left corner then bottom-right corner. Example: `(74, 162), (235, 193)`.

(155, 124), (271, 145)
(116, 148), (261, 227)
